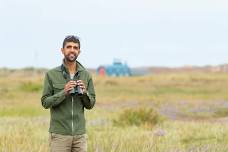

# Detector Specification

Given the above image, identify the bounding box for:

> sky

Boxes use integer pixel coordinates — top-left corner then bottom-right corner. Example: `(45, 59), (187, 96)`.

(0, 0), (228, 68)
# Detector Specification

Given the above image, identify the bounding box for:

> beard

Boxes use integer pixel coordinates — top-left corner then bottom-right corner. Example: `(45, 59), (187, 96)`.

(64, 53), (77, 62)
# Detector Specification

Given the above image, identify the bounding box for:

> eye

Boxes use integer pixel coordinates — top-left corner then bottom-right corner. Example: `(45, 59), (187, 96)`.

(73, 46), (79, 50)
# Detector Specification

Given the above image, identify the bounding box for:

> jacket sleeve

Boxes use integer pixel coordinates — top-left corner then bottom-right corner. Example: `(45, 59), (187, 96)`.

(41, 73), (66, 109)
(81, 77), (96, 109)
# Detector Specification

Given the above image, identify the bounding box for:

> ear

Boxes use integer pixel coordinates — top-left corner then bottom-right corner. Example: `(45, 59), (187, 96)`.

(61, 48), (64, 54)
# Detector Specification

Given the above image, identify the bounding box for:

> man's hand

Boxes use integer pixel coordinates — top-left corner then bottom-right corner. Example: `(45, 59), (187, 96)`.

(76, 80), (87, 94)
(64, 80), (77, 95)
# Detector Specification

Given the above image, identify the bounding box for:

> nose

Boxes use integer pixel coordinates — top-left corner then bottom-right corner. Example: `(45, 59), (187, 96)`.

(70, 47), (74, 51)
(69, 47), (75, 52)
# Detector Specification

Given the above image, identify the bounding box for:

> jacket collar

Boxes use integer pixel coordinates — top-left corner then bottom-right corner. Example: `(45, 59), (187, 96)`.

(56, 59), (85, 73)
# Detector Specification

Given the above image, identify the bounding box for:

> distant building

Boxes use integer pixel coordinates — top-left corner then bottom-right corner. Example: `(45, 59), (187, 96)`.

(97, 59), (132, 76)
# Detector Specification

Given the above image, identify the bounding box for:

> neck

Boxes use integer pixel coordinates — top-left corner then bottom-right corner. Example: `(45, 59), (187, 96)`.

(64, 60), (77, 74)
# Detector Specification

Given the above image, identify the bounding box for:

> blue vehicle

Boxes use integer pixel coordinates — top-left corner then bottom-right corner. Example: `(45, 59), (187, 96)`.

(97, 60), (131, 76)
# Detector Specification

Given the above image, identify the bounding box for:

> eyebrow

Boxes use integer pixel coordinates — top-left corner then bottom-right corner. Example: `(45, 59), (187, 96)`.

(66, 45), (79, 49)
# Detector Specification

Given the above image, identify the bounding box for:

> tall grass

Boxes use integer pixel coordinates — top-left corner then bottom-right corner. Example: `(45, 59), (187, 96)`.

(2, 117), (228, 152)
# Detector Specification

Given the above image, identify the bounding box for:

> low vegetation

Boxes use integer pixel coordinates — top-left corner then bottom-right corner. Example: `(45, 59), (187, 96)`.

(1, 70), (228, 151)
(113, 107), (163, 128)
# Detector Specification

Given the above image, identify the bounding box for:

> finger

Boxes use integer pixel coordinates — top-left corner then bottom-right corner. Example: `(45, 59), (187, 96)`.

(69, 84), (76, 88)
(77, 81), (85, 86)
(79, 85), (86, 89)
(68, 80), (74, 83)
(76, 80), (84, 84)
(66, 87), (74, 92)
(69, 81), (77, 85)
(65, 84), (70, 89)
(68, 83), (77, 87)
(77, 82), (82, 86)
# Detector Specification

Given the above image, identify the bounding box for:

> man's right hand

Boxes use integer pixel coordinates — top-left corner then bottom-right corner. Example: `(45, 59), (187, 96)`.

(64, 80), (77, 95)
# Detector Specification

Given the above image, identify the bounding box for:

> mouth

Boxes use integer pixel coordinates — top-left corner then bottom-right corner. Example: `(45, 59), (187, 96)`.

(67, 52), (76, 59)
(65, 53), (77, 62)
(69, 53), (76, 58)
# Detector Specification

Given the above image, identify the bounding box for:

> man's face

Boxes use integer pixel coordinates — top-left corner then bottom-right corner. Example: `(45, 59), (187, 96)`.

(61, 42), (80, 62)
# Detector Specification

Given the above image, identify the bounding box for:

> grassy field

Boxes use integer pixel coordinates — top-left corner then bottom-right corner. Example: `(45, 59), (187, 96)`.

(1, 70), (228, 152)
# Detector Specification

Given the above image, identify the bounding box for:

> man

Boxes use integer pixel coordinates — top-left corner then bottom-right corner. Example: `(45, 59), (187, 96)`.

(41, 35), (96, 152)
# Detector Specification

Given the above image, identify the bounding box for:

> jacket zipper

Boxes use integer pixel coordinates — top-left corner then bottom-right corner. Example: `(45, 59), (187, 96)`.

(71, 71), (79, 135)
(72, 96), (74, 135)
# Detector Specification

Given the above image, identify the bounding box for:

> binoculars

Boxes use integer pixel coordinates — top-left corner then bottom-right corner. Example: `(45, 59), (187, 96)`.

(69, 85), (83, 96)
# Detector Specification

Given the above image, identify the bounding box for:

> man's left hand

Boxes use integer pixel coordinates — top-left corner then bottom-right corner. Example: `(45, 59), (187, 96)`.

(76, 80), (87, 94)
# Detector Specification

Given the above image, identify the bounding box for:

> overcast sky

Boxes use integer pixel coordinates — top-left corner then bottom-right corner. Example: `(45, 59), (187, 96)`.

(0, 0), (228, 68)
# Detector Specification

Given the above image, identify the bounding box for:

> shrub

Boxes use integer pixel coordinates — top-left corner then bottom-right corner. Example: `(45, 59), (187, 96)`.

(113, 107), (163, 128)
(104, 80), (118, 86)
(214, 108), (228, 117)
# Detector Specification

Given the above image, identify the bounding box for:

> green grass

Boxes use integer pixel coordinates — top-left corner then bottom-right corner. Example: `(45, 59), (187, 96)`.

(19, 81), (43, 92)
(0, 106), (47, 117)
(94, 72), (228, 103)
(1, 71), (228, 151)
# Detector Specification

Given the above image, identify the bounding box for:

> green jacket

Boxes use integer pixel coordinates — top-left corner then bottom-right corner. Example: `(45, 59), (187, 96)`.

(41, 61), (96, 135)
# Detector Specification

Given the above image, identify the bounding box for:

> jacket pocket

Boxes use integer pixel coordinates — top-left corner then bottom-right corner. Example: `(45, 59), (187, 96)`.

(53, 83), (65, 94)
